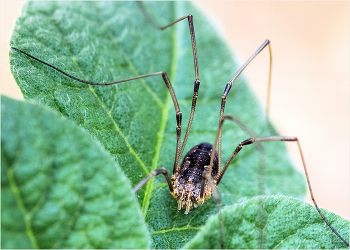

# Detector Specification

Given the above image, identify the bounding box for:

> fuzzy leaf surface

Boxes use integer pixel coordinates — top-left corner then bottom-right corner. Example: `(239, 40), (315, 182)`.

(185, 195), (350, 249)
(10, 2), (306, 248)
(1, 96), (150, 249)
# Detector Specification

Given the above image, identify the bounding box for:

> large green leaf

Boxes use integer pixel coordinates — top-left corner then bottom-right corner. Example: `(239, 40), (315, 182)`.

(184, 195), (350, 249)
(10, 2), (307, 248)
(1, 96), (150, 249)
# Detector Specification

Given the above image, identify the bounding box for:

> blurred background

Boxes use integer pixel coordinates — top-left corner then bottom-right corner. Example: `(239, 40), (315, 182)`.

(1, 2), (349, 219)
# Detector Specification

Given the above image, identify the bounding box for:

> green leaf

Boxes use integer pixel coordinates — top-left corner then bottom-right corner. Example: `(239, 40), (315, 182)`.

(184, 195), (350, 249)
(10, 2), (307, 248)
(1, 96), (150, 249)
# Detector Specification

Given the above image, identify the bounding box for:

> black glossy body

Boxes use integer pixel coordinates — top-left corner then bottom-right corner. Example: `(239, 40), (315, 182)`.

(178, 142), (219, 186)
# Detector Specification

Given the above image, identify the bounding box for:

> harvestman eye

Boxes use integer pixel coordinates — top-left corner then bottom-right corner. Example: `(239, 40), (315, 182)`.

(10, 2), (349, 248)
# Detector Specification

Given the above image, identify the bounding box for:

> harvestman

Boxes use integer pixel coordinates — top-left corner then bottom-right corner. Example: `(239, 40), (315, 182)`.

(10, 3), (349, 247)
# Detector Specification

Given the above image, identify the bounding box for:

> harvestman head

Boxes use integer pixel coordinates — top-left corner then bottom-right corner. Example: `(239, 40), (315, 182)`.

(10, 2), (349, 248)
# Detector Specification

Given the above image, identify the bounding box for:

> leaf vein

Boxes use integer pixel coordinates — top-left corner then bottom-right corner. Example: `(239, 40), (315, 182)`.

(150, 226), (200, 235)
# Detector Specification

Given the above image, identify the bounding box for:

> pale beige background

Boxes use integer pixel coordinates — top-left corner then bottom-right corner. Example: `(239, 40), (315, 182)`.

(1, 2), (349, 219)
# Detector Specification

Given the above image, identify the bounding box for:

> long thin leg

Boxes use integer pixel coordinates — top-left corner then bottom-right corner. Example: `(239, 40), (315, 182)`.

(207, 41), (272, 178)
(14, 44), (178, 198)
(217, 135), (349, 247)
(132, 168), (173, 193)
(264, 43), (280, 137)
(264, 43), (278, 136)
(12, 5), (202, 179)
(217, 40), (270, 175)
(266, 42), (272, 118)
(207, 41), (270, 178)
(11, 46), (184, 179)
(138, 2), (201, 174)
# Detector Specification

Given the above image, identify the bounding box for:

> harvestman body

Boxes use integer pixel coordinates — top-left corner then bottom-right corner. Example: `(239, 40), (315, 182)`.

(10, 3), (349, 247)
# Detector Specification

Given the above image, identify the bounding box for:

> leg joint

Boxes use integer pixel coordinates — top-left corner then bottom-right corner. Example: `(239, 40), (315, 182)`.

(161, 71), (168, 80)
(153, 168), (167, 176)
(194, 79), (200, 93)
(242, 138), (255, 145)
(176, 112), (182, 125)
(223, 83), (232, 97)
